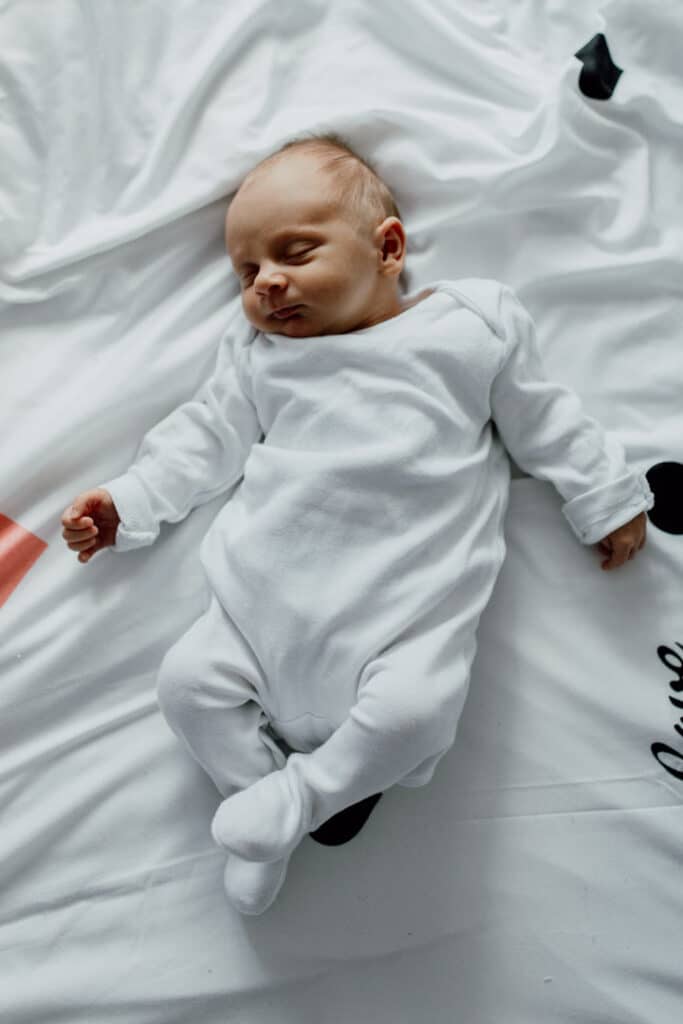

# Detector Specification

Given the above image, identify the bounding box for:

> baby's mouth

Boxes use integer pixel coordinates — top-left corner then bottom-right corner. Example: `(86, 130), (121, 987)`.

(271, 305), (304, 319)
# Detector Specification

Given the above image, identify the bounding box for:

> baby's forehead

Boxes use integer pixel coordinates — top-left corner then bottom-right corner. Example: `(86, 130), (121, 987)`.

(227, 192), (343, 253)
(239, 187), (335, 224)
(237, 154), (341, 208)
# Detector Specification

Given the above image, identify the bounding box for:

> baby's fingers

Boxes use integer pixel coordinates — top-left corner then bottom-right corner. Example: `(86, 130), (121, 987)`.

(62, 508), (93, 529)
(77, 535), (101, 563)
(63, 522), (95, 543)
(68, 529), (98, 552)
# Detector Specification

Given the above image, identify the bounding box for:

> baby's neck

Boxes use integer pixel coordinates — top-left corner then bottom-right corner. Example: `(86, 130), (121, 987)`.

(358, 287), (434, 331)
(378, 287), (434, 325)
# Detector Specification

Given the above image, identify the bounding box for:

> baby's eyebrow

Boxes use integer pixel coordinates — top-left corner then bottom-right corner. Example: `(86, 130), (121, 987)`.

(272, 228), (323, 243)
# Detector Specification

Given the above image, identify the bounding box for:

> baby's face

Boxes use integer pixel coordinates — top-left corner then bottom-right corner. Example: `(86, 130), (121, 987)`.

(225, 153), (406, 336)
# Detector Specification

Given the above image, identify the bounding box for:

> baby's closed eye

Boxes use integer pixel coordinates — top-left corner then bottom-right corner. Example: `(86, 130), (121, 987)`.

(240, 248), (315, 284)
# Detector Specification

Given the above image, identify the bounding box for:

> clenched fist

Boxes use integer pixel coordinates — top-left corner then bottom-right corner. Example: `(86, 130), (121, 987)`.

(61, 488), (120, 564)
(595, 511), (647, 571)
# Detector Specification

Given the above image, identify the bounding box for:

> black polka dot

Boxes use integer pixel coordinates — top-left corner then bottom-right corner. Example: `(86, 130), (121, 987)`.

(575, 33), (623, 100)
(308, 792), (383, 846)
(645, 462), (683, 535)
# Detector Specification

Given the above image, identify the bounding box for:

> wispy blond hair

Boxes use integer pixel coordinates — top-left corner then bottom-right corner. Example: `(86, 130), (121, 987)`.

(241, 130), (402, 239)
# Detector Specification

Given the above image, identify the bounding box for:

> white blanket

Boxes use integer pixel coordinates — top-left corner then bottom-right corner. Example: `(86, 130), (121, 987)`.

(2, 1), (682, 1020)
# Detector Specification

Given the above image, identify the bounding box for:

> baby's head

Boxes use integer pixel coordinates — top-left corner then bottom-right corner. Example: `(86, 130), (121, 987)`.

(225, 132), (408, 336)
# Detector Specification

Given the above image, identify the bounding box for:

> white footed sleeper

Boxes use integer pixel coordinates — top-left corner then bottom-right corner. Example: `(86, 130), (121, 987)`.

(101, 278), (654, 913)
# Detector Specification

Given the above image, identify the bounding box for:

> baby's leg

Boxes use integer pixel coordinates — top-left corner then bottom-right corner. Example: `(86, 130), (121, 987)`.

(156, 592), (286, 795)
(156, 593), (289, 914)
(212, 613), (470, 863)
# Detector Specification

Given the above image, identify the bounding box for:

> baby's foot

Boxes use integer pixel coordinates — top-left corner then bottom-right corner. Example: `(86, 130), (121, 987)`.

(223, 853), (290, 916)
(211, 762), (310, 862)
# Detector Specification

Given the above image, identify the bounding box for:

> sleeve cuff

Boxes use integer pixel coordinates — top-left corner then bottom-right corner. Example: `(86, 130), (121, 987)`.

(561, 470), (655, 545)
(97, 473), (159, 553)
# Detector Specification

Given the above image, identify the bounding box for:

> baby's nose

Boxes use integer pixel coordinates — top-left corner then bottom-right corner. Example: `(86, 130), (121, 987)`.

(255, 265), (287, 288)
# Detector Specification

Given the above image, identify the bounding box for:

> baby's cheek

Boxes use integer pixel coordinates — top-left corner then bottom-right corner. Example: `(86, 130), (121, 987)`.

(243, 296), (263, 325)
(316, 271), (349, 303)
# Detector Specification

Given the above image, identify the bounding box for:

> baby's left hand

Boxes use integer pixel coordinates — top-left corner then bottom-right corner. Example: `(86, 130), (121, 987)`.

(595, 511), (648, 571)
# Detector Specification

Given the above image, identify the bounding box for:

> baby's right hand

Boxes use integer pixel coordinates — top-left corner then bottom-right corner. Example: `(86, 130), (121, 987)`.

(61, 488), (121, 564)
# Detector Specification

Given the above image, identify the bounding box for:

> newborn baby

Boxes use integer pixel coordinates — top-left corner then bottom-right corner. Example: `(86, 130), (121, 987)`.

(61, 135), (653, 915)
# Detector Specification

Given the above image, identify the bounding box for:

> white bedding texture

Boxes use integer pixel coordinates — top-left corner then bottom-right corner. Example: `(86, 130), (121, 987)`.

(2, 1), (682, 1021)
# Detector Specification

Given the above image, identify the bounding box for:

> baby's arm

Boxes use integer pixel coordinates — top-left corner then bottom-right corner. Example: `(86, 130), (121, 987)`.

(489, 286), (654, 548)
(99, 316), (261, 553)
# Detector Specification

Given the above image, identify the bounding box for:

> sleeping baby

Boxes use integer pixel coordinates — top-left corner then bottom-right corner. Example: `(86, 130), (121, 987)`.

(60, 133), (653, 915)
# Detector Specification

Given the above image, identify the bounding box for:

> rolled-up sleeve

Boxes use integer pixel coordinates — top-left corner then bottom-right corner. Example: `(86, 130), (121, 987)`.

(490, 286), (654, 545)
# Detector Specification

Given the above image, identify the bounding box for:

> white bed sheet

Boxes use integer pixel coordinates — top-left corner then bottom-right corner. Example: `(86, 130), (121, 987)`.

(2, 1), (682, 1020)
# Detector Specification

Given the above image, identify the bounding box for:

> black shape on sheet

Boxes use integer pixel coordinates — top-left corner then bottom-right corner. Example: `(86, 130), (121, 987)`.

(309, 791), (383, 846)
(574, 34), (623, 99)
(650, 643), (683, 782)
(644, 462), (683, 535)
